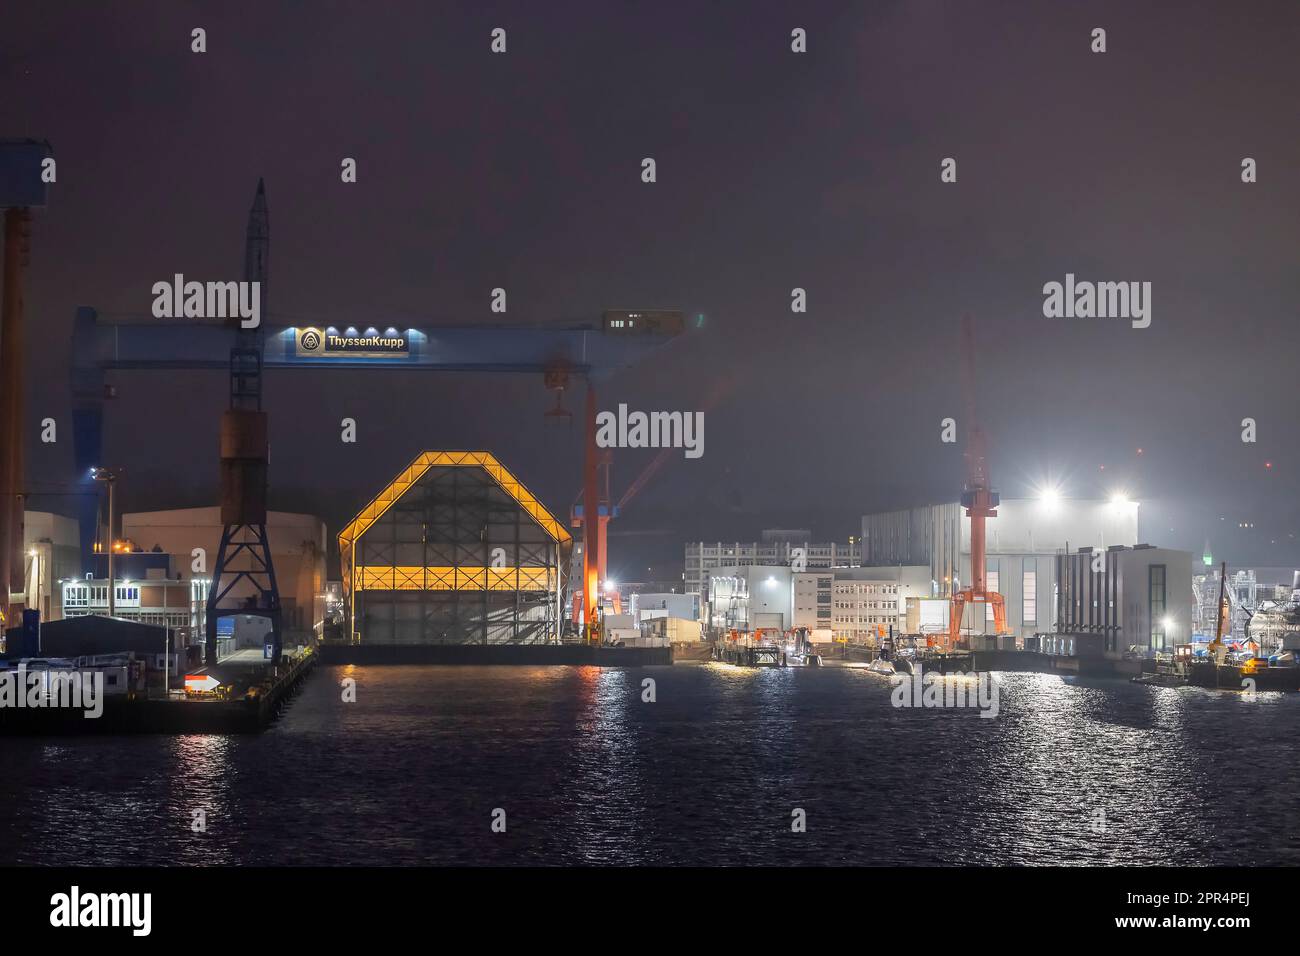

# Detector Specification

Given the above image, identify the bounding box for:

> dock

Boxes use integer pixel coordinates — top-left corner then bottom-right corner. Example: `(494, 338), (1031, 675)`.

(318, 643), (672, 666)
(0, 648), (318, 735)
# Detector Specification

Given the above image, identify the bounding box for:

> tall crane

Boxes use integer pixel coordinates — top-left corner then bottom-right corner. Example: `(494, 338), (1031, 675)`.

(204, 180), (281, 666)
(948, 315), (1006, 648)
(0, 139), (51, 631)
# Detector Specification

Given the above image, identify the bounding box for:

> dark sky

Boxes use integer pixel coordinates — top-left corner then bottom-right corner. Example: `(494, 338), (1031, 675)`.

(4, 0), (1300, 583)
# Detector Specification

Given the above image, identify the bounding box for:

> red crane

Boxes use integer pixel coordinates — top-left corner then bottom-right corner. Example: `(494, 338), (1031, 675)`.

(947, 315), (1007, 648)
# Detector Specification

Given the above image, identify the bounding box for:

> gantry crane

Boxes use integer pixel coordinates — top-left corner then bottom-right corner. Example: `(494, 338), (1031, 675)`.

(68, 181), (684, 654)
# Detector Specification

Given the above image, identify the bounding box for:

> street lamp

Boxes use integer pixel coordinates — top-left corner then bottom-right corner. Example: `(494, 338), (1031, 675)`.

(90, 467), (119, 617)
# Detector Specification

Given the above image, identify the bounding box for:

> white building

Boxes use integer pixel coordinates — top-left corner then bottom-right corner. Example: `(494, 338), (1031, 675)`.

(791, 571), (833, 632)
(862, 497), (1141, 640)
(709, 564), (929, 644)
(686, 532), (859, 596)
(1055, 544), (1195, 656)
(828, 566), (932, 643)
(629, 591), (700, 622)
(22, 511), (81, 623)
(706, 565), (793, 633)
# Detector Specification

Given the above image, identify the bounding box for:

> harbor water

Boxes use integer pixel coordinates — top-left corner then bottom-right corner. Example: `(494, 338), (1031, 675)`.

(1, 664), (1295, 866)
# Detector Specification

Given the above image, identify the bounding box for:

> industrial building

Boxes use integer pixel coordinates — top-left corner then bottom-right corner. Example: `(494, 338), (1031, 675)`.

(827, 566), (933, 642)
(1193, 564), (1300, 647)
(121, 508), (327, 641)
(706, 565), (793, 633)
(862, 497), (1142, 640)
(61, 555), (197, 633)
(1053, 545), (1195, 655)
(707, 563), (930, 642)
(338, 451), (572, 645)
(21, 511), (81, 623)
(791, 571), (833, 632)
(628, 591), (699, 622)
(684, 531), (859, 597)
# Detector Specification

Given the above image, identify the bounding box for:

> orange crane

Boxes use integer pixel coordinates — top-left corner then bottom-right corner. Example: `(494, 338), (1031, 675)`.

(948, 315), (1007, 648)
(568, 373), (736, 636)
(571, 446), (619, 618)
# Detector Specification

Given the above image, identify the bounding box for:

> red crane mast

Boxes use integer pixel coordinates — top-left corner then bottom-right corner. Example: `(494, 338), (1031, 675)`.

(947, 315), (1007, 647)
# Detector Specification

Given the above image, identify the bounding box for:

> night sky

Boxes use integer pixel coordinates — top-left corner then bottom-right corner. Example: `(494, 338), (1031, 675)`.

(4, 1), (1300, 583)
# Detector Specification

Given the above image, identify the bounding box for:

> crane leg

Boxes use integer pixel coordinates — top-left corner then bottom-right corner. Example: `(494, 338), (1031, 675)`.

(582, 381), (600, 643)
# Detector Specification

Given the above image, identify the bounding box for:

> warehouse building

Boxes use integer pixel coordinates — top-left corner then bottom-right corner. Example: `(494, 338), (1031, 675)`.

(338, 451), (572, 644)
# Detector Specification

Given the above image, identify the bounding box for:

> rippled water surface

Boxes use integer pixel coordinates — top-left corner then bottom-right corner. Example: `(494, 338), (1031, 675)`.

(2, 664), (1297, 865)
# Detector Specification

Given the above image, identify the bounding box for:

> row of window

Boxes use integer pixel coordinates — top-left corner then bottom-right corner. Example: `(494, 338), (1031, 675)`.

(64, 584), (140, 606)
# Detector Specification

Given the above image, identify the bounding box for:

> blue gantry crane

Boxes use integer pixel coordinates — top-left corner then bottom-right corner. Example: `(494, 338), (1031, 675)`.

(68, 181), (685, 657)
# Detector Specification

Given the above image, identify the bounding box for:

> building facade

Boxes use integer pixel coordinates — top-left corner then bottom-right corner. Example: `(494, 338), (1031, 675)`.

(686, 533), (859, 596)
(1055, 544), (1195, 655)
(706, 565), (793, 633)
(338, 451), (571, 645)
(708, 563), (930, 643)
(791, 571), (833, 632)
(862, 497), (1141, 640)
(827, 566), (933, 642)
(22, 511), (82, 623)
(629, 591), (700, 622)
(122, 507), (328, 639)
(62, 573), (201, 632)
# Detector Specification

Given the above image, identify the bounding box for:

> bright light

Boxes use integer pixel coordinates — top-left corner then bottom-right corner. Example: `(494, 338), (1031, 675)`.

(604, 580), (617, 592)
(1161, 615), (1175, 632)
(765, 576), (777, 587)
(1109, 492), (1132, 507)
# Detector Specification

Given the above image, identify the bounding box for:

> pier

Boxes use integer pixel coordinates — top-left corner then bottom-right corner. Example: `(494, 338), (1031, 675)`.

(318, 643), (671, 666)
(0, 647), (317, 735)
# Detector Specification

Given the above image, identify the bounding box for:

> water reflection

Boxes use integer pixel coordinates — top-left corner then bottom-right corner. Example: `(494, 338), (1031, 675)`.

(0, 665), (1294, 866)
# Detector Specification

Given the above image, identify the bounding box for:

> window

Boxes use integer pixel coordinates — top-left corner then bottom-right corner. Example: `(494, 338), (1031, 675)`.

(1023, 562), (1037, 625)
(986, 569), (999, 622)
(1150, 565), (1167, 650)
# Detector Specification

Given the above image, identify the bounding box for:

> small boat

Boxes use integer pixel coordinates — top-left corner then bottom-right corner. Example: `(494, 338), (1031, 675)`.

(867, 658), (896, 676)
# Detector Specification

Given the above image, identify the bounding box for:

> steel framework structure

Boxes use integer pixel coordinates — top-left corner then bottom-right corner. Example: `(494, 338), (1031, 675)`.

(339, 451), (571, 645)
